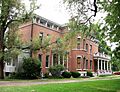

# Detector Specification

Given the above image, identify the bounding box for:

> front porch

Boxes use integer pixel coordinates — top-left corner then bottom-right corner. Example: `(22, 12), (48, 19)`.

(94, 52), (112, 75)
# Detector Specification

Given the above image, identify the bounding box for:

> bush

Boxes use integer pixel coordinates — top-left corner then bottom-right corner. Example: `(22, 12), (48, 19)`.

(22, 58), (41, 79)
(44, 73), (49, 78)
(87, 71), (93, 77)
(62, 71), (71, 78)
(71, 72), (80, 78)
(10, 58), (41, 79)
(49, 65), (64, 77)
(99, 74), (112, 77)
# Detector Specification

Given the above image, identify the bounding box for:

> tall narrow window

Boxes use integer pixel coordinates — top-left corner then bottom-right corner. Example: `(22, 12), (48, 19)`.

(46, 55), (49, 67)
(53, 54), (58, 66)
(86, 44), (88, 51)
(90, 60), (92, 69)
(77, 37), (80, 49)
(83, 58), (86, 69)
(86, 60), (88, 69)
(90, 45), (92, 54)
(83, 39), (85, 49)
(39, 32), (43, 41)
(38, 54), (42, 62)
(77, 57), (81, 69)
(60, 55), (63, 65)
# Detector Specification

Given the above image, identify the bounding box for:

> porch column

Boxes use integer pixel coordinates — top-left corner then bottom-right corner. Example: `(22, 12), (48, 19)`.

(63, 55), (64, 66)
(101, 60), (102, 70)
(52, 54), (53, 66)
(104, 60), (105, 70)
(107, 61), (108, 70)
(58, 54), (60, 64)
(97, 58), (99, 71)
(110, 63), (111, 71)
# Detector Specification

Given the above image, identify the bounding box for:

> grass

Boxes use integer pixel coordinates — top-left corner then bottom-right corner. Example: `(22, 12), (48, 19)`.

(0, 79), (120, 92)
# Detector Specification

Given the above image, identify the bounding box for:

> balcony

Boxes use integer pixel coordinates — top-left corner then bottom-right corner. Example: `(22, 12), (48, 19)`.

(4, 66), (16, 73)
(94, 52), (111, 60)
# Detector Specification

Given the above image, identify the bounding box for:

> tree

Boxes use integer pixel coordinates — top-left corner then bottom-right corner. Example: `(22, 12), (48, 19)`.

(0, 0), (39, 79)
(97, 0), (120, 70)
(63, 0), (98, 26)
(64, 0), (120, 70)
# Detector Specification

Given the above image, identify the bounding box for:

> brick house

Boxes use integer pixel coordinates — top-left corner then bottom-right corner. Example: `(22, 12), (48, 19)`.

(4, 15), (112, 76)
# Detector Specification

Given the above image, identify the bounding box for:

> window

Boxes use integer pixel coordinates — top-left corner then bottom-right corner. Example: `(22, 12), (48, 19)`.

(86, 44), (88, 51)
(86, 60), (88, 69)
(53, 54), (58, 66)
(77, 37), (80, 49)
(46, 55), (49, 67)
(40, 19), (46, 25)
(83, 58), (86, 69)
(83, 39), (85, 49)
(36, 17), (39, 23)
(90, 60), (92, 69)
(47, 22), (53, 28)
(60, 55), (63, 65)
(39, 32), (43, 41)
(77, 57), (81, 69)
(90, 45), (92, 53)
(38, 54), (42, 62)
(54, 25), (58, 30)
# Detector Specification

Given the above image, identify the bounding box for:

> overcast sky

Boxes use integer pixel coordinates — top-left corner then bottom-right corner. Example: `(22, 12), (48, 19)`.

(33, 0), (70, 25)
(24, 0), (106, 25)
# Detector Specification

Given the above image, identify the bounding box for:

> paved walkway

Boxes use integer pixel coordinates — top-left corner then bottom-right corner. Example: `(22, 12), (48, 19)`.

(0, 76), (120, 87)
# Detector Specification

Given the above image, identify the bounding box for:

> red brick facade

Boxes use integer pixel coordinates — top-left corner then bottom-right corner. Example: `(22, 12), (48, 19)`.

(19, 15), (102, 75)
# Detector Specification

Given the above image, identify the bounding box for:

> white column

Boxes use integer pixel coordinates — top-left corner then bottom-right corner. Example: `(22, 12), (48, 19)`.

(97, 58), (99, 71)
(107, 61), (108, 70)
(101, 60), (102, 70)
(104, 60), (105, 70)
(52, 54), (53, 66)
(63, 55), (64, 66)
(110, 63), (111, 71)
(58, 54), (60, 64)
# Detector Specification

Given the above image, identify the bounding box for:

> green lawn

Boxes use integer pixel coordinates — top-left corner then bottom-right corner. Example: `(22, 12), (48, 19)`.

(0, 79), (120, 92)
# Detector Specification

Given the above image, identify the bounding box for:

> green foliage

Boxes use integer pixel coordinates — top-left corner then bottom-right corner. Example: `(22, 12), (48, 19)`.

(44, 73), (49, 78)
(62, 71), (71, 78)
(49, 65), (64, 77)
(87, 71), (93, 77)
(0, 0), (39, 78)
(98, 0), (120, 70)
(99, 74), (112, 77)
(11, 57), (41, 79)
(71, 72), (80, 78)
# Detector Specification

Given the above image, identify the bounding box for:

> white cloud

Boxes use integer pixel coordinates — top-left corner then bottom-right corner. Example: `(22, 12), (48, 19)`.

(34, 0), (70, 25)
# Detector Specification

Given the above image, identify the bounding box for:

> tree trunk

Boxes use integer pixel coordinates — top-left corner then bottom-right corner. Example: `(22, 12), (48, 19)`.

(0, 61), (4, 79)
(0, 30), (4, 79)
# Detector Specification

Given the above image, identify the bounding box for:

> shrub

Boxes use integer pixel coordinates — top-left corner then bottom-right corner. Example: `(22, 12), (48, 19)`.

(49, 65), (64, 77)
(99, 74), (112, 77)
(10, 58), (41, 79)
(71, 72), (80, 78)
(44, 73), (49, 78)
(62, 71), (71, 78)
(87, 71), (93, 77)
(22, 58), (41, 79)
